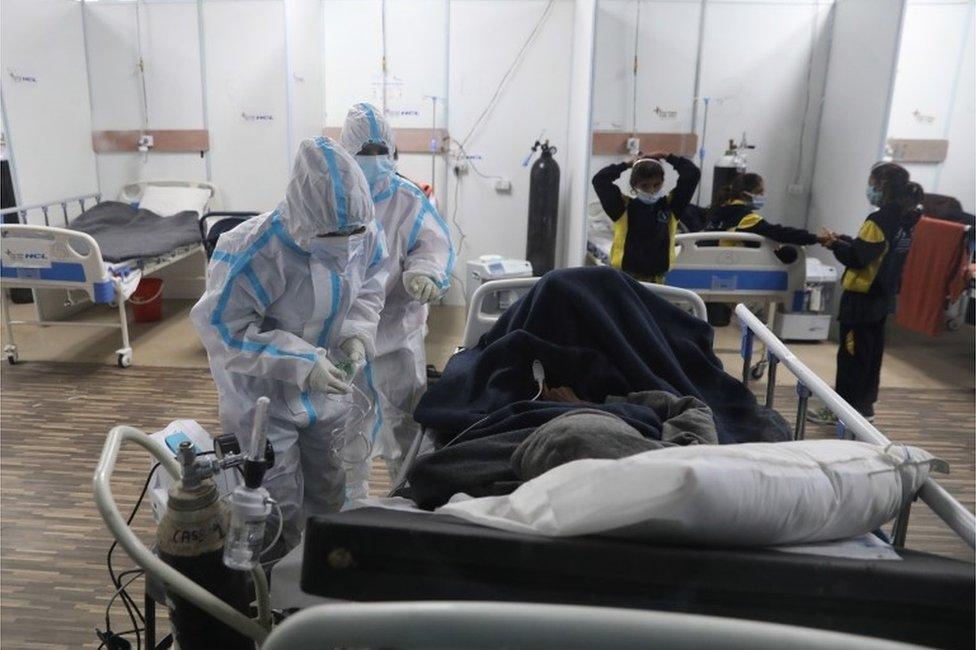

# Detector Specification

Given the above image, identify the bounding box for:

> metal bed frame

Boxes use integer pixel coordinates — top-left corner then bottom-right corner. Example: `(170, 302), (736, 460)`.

(736, 304), (975, 549)
(0, 181), (216, 367)
(92, 278), (974, 648)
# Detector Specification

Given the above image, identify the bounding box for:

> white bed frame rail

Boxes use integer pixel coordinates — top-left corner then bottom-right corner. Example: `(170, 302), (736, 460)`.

(1, 223), (133, 366)
(0, 193), (102, 226)
(0, 182), (217, 367)
(736, 303), (976, 550)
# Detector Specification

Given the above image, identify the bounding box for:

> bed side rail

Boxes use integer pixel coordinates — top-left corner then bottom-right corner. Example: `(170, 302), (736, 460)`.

(0, 223), (113, 302)
(263, 601), (910, 650)
(668, 232), (806, 308)
(0, 193), (102, 227)
(736, 303), (976, 550)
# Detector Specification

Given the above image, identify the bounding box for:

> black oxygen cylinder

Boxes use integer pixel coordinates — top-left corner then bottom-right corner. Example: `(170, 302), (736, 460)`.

(710, 139), (749, 207)
(525, 141), (560, 276)
(157, 476), (253, 649)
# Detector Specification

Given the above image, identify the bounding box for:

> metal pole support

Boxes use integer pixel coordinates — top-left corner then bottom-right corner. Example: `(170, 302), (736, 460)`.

(764, 353), (778, 409)
(794, 382), (812, 440)
(740, 325), (754, 384)
(892, 496), (915, 548)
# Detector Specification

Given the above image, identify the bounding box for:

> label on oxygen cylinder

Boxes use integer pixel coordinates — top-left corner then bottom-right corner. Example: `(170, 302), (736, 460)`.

(157, 485), (229, 558)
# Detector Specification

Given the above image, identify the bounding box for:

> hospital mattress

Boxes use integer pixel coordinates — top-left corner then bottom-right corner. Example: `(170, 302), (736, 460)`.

(302, 507), (974, 649)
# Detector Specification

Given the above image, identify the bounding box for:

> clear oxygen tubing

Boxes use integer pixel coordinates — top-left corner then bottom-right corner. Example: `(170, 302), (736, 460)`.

(326, 370), (377, 468)
(441, 360), (545, 450)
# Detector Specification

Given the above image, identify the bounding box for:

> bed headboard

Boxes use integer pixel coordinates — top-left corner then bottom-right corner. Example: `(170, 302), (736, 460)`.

(118, 180), (219, 212)
(666, 232), (806, 309)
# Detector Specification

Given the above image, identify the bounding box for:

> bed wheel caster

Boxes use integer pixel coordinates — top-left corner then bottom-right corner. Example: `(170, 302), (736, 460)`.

(5, 346), (18, 365)
(946, 317), (962, 332)
(117, 352), (132, 368)
(750, 361), (766, 380)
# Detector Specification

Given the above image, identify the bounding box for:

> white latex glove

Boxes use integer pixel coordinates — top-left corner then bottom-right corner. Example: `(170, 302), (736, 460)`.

(404, 273), (439, 304)
(339, 336), (367, 363)
(307, 348), (349, 394)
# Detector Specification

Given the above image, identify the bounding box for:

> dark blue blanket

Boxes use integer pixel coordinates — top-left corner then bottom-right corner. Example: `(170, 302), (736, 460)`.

(407, 267), (789, 509)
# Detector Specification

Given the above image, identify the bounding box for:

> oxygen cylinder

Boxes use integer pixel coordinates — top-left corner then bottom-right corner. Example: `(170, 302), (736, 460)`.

(711, 139), (746, 207)
(157, 443), (252, 649)
(525, 140), (560, 276)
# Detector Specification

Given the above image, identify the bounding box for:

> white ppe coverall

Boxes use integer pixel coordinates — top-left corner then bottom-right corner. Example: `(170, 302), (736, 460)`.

(340, 102), (456, 475)
(190, 136), (387, 547)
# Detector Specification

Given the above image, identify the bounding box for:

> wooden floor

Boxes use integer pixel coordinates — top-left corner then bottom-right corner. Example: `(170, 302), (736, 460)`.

(0, 362), (973, 648)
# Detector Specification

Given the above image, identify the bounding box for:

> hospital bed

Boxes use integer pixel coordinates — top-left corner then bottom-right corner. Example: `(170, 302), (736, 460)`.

(0, 180), (217, 367)
(586, 212), (807, 377)
(93, 278), (975, 649)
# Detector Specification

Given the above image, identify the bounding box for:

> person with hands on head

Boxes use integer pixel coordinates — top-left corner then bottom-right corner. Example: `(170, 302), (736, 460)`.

(807, 162), (923, 426)
(339, 102), (455, 479)
(591, 150), (701, 282)
(190, 135), (388, 550)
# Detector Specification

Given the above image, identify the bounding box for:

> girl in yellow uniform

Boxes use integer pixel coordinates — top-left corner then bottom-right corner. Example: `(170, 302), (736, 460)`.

(591, 152), (701, 282)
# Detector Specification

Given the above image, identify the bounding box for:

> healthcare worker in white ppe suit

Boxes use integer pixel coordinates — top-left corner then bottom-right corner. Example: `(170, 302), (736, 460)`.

(340, 102), (455, 477)
(191, 136), (387, 548)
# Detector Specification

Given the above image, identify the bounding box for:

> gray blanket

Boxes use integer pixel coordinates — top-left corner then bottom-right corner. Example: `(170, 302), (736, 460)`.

(512, 391), (719, 480)
(70, 201), (201, 262)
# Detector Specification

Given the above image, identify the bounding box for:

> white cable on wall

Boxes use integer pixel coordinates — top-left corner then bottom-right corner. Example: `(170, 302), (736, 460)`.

(631, 0), (641, 138)
(134, 0), (150, 134)
(458, 0), (555, 149)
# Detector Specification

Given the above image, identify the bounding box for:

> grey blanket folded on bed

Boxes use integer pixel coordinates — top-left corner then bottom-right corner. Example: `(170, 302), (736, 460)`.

(70, 201), (200, 262)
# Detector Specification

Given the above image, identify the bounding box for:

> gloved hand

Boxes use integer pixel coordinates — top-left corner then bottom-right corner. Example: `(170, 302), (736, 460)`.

(403, 272), (439, 304)
(339, 336), (367, 363)
(307, 349), (349, 394)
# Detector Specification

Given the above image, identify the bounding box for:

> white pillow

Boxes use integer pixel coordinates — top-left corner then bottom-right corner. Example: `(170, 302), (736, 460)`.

(138, 185), (211, 217)
(436, 440), (947, 547)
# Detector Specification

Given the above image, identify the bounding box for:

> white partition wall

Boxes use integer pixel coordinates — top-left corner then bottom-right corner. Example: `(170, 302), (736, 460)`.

(322, 0), (449, 209)
(563, 0), (598, 268)
(203, 0), (290, 212)
(0, 0), (98, 218)
(85, 0), (208, 202)
(447, 0), (574, 299)
(590, 0), (833, 230)
(807, 0), (906, 251)
(322, 0), (575, 304)
(886, 0), (975, 213)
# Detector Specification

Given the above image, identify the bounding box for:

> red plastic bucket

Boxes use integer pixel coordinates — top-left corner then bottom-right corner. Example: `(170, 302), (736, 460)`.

(130, 277), (164, 323)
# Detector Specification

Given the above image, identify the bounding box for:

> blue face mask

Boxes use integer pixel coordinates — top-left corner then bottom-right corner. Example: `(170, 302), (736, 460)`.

(746, 192), (766, 211)
(866, 186), (883, 207)
(635, 188), (666, 205)
(356, 154), (395, 190)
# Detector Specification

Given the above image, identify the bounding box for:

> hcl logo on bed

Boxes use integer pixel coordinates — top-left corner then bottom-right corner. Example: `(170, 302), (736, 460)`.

(4, 249), (48, 264)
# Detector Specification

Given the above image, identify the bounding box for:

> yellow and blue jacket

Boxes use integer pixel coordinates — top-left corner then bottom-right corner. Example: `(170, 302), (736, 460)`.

(592, 155), (700, 281)
(706, 200), (819, 247)
(831, 205), (915, 323)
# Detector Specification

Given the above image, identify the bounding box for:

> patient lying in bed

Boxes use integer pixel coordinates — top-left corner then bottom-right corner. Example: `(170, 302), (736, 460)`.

(403, 266), (792, 509)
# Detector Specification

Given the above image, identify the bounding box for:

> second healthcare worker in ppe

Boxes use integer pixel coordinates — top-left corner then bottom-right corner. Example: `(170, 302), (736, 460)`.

(340, 102), (455, 477)
(191, 136), (388, 548)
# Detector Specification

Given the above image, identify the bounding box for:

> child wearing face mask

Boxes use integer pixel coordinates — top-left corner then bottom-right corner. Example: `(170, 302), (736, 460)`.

(706, 172), (829, 257)
(807, 162), (923, 425)
(591, 151), (700, 282)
